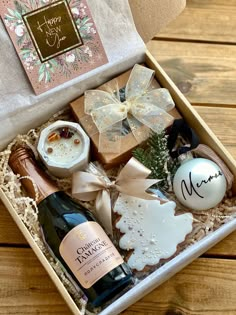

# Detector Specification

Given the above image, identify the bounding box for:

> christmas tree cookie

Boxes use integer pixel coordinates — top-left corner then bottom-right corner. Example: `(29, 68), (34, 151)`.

(114, 194), (193, 271)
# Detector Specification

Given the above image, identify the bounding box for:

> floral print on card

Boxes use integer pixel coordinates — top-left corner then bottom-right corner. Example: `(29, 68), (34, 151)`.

(0, 0), (108, 94)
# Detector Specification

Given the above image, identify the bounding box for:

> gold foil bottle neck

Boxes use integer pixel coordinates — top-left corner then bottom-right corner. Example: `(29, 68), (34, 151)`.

(9, 146), (59, 204)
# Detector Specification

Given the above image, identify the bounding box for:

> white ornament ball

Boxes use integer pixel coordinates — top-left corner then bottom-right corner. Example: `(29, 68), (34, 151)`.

(173, 158), (227, 211)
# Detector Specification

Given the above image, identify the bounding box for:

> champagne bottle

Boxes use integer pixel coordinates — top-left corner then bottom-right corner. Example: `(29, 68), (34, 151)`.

(9, 146), (133, 308)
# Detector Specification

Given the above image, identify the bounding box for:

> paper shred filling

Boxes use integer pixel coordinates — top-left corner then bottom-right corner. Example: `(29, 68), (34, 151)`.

(0, 107), (236, 313)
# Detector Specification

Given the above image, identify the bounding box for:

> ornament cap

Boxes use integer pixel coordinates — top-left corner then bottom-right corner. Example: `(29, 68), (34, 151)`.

(178, 151), (193, 164)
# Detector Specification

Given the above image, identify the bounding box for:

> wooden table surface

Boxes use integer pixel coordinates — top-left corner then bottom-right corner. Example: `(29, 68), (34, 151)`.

(1, 0), (236, 314)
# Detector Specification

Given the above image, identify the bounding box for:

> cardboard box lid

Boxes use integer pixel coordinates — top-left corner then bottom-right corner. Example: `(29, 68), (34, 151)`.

(0, 0), (185, 150)
(129, 0), (186, 43)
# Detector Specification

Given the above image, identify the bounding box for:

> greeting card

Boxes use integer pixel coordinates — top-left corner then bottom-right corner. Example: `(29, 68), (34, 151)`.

(0, 0), (108, 94)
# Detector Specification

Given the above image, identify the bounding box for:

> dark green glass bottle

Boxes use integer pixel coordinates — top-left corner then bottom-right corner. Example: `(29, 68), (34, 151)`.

(9, 147), (133, 308)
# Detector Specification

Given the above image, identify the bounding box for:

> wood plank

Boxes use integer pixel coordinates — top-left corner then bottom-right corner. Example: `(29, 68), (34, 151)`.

(147, 40), (236, 105)
(0, 248), (71, 315)
(0, 200), (27, 245)
(195, 106), (236, 158)
(123, 257), (236, 315)
(187, 0), (236, 8)
(206, 231), (236, 256)
(156, 0), (236, 44)
(1, 248), (236, 315)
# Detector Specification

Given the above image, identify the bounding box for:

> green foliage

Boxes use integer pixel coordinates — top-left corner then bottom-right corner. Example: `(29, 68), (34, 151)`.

(133, 131), (178, 189)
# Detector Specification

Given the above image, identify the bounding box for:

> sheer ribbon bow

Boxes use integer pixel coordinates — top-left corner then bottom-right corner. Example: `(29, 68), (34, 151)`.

(72, 158), (161, 235)
(84, 64), (175, 153)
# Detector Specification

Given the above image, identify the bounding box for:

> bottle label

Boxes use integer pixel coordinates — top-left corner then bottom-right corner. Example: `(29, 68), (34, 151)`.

(59, 222), (124, 289)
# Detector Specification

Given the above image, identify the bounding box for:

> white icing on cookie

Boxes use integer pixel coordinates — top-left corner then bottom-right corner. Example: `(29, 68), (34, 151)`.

(114, 194), (193, 271)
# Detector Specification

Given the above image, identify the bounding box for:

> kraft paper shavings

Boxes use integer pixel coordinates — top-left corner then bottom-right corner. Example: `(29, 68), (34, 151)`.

(0, 107), (236, 313)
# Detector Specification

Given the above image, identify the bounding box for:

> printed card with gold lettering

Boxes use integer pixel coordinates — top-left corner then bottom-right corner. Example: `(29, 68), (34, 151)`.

(0, 0), (108, 94)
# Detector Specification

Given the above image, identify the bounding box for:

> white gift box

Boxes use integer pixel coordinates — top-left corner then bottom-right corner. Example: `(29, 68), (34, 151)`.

(1, 1), (236, 314)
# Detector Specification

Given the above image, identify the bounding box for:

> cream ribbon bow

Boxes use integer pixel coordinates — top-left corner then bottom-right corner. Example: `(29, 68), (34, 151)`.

(84, 64), (175, 153)
(72, 158), (161, 235)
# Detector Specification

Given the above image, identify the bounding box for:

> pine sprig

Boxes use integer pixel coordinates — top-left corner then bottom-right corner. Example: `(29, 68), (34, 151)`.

(133, 131), (178, 190)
